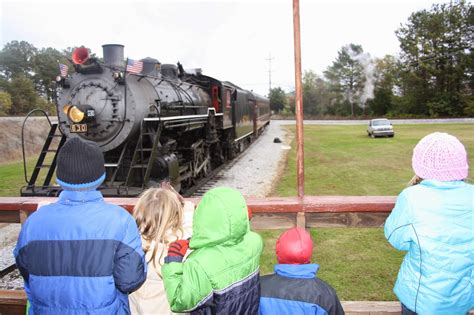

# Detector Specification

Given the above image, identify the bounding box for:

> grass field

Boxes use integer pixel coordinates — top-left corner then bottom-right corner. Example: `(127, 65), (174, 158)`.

(274, 123), (474, 196)
(258, 228), (405, 301)
(0, 159), (33, 196)
(0, 157), (54, 196)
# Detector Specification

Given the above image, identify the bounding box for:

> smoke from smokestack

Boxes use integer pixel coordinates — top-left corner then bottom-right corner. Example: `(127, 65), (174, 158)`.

(345, 45), (375, 108)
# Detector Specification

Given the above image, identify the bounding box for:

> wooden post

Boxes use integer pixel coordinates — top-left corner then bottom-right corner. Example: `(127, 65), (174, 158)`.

(292, 0), (305, 198)
(19, 210), (28, 225)
(296, 212), (306, 229)
(0, 290), (27, 315)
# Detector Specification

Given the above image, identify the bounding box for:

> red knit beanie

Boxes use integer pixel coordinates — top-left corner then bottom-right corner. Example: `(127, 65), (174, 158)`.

(276, 228), (313, 264)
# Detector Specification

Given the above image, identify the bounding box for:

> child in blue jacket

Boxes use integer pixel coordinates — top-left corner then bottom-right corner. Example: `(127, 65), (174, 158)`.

(385, 132), (473, 315)
(14, 138), (146, 314)
(259, 228), (344, 315)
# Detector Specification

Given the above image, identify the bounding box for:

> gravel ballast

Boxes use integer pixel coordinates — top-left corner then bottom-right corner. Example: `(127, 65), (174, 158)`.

(203, 121), (292, 197)
(0, 224), (22, 290)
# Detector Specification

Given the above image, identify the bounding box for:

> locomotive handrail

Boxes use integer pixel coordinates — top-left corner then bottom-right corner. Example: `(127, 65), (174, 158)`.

(21, 109), (57, 184)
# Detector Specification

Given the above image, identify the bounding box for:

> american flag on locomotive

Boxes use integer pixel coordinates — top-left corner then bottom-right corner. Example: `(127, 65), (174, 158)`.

(59, 64), (69, 77)
(126, 59), (143, 74)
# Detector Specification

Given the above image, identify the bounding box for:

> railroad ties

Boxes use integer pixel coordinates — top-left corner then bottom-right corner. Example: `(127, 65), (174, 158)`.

(183, 146), (246, 197)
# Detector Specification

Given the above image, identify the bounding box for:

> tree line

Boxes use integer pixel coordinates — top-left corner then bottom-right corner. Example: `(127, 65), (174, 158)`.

(0, 41), (78, 115)
(270, 0), (473, 117)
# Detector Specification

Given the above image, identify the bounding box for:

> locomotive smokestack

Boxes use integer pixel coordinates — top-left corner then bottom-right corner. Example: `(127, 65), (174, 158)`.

(140, 57), (161, 76)
(102, 44), (125, 68)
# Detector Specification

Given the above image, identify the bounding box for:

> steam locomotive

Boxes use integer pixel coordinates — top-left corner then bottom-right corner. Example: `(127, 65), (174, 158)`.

(21, 44), (270, 196)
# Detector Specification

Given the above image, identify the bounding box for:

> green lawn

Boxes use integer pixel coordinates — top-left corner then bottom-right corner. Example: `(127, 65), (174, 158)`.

(0, 159), (30, 196)
(0, 157), (55, 196)
(258, 228), (404, 301)
(275, 124), (474, 196)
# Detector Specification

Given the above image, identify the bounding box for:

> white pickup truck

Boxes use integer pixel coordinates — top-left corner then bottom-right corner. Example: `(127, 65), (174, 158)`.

(367, 118), (395, 138)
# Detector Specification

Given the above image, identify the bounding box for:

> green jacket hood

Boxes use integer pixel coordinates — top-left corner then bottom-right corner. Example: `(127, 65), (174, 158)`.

(190, 187), (249, 249)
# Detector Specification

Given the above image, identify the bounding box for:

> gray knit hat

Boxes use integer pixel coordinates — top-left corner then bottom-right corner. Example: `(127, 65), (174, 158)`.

(56, 137), (105, 191)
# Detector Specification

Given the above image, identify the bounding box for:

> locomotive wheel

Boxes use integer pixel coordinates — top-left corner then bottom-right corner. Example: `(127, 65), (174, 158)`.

(191, 141), (212, 181)
(198, 148), (211, 177)
(211, 142), (225, 167)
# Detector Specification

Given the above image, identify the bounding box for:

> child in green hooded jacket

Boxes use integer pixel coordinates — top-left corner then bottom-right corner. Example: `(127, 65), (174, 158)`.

(162, 187), (263, 314)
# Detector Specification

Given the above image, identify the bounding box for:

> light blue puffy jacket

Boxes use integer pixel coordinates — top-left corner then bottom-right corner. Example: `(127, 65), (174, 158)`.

(384, 180), (473, 315)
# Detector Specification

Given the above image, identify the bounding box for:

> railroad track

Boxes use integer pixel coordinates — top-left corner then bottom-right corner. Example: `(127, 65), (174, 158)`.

(183, 148), (247, 197)
(0, 264), (16, 279)
(0, 262), (21, 291)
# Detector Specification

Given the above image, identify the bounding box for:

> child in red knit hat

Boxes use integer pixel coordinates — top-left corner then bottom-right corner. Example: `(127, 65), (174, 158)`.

(259, 228), (344, 315)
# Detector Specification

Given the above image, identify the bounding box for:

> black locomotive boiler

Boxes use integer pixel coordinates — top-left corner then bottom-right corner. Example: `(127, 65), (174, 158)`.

(21, 44), (270, 196)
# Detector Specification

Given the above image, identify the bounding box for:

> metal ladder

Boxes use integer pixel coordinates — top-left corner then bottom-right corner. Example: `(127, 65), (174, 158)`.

(104, 142), (129, 186)
(22, 109), (66, 193)
(124, 120), (162, 188)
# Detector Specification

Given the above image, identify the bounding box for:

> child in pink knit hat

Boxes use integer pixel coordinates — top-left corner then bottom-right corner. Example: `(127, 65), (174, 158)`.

(410, 132), (469, 184)
(384, 132), (473, 315)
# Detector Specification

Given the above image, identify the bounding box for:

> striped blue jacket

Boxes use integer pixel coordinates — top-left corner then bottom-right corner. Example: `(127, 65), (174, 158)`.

(14, 190), (147, 314)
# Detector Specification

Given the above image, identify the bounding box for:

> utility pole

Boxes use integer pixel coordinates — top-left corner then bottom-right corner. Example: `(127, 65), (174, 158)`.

(293, 0), (304, 198)
(266, 53), (274, 96)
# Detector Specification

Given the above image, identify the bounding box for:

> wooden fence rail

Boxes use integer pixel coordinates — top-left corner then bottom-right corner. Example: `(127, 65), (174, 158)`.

(0, 196), (396, 228)
(1, 196), (473, 314)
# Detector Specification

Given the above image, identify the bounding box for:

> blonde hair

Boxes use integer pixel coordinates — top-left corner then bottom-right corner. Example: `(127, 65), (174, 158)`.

(408, 175), (423, 186)
(133, 188), (184, 268)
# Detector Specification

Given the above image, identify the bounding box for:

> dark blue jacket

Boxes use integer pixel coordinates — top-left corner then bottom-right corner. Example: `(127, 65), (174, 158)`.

(259, 264), (344, 315)
(14, 190), (147, 314)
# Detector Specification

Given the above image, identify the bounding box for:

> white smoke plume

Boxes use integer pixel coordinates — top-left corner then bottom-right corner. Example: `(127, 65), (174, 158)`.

(345, 45), (375, 108)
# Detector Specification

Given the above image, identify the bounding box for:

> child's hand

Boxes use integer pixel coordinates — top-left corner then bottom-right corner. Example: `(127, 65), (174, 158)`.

(164, 240), (189, 263)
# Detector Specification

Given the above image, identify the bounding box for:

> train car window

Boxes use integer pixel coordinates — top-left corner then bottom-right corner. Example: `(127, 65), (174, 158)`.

(225, 90), (231, 109)
(212, 85), (220, 112)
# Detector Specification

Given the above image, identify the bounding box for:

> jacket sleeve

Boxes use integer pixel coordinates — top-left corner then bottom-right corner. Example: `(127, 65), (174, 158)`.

(113, 216), (147, 293)
(384, 191), (415, 251)
(329, 290), (345, 315)
(162, 259), (214, 312)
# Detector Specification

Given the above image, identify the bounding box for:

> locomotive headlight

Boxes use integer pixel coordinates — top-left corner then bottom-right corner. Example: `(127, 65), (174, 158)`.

(68, 106), (85, 123)
(63, 104), (72, 114)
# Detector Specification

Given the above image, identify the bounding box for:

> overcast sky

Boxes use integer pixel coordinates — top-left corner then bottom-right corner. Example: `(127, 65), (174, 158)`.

(1, 0), (449, 95)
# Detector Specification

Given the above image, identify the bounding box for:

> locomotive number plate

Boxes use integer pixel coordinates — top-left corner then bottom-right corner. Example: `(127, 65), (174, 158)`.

(70, 124), (87, 133)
